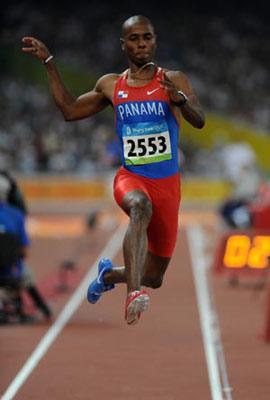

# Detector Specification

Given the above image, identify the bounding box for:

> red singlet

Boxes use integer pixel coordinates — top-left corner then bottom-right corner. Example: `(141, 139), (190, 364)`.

(113, 166), (181, 257)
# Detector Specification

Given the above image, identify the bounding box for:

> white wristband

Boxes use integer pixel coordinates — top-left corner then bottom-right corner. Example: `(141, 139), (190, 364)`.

(43, 55), (54, 65)
(176, 90), (188, 105)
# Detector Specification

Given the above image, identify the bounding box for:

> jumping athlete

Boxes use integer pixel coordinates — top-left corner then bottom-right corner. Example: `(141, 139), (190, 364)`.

(22, 15), (205, 325)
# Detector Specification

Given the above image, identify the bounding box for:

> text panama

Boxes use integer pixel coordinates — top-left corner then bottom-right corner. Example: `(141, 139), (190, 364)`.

(117, 101), (166, 120)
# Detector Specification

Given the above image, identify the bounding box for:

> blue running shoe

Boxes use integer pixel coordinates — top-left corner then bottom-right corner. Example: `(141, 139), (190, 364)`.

(87, 258), (115, 304)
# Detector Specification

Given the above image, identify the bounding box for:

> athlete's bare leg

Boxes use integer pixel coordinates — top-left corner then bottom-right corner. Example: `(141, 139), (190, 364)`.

(141, 251), (170, 288)
(104, 251), (170, 289)
(104, 189), (169, 292)
(121, 190), (152, 293)
(103, 248), (169, 325)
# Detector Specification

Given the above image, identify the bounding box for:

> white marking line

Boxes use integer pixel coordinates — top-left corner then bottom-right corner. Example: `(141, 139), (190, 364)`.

(187, 225), (233, 400)
(1, 225), (125, 400)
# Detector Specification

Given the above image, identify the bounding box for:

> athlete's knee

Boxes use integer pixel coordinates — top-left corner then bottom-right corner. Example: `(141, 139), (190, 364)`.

(142, 274), (163, 289)
(129, 195), (152, 222)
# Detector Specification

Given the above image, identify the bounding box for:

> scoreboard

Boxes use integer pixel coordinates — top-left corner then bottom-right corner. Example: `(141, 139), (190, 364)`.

(214, 231), (270, 274)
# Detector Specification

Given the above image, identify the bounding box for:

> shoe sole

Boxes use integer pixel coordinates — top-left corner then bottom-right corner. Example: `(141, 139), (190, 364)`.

(126, 293), (150, 325)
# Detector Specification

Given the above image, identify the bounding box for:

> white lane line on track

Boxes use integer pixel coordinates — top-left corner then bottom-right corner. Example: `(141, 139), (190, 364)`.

(187, 225), (233, 400)
(1, 225), (125, 400)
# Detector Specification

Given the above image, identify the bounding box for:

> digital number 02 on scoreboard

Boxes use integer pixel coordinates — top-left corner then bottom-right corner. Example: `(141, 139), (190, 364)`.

(214, 231), (270, 274)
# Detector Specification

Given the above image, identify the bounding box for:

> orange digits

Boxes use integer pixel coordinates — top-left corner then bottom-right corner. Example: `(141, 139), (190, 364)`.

(223, 235), (270, 269)
(223, 235), (250, 269)
(248, 236), (270, 269)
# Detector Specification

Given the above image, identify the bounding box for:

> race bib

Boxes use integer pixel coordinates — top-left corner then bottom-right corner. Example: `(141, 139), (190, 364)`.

(123, 121), (172, 165)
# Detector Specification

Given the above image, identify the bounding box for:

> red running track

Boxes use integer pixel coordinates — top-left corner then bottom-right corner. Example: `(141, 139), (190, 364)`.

(1, 206), (270, 399)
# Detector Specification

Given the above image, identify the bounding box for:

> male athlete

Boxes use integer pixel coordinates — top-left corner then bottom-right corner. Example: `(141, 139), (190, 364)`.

(22, 15), (205, 325)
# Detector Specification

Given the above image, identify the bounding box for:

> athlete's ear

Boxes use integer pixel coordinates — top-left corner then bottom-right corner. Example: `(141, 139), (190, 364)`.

(120, 38), (125, 51)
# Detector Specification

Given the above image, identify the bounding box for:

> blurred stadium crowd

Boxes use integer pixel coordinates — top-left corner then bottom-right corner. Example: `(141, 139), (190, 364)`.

(0, 1), (269, 174)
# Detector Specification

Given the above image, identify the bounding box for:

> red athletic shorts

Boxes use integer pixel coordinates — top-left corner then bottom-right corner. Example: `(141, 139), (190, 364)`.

(113, 167), (181, 258)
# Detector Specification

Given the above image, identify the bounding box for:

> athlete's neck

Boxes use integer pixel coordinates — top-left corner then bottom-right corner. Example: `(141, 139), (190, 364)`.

(128, 62), (156, 81)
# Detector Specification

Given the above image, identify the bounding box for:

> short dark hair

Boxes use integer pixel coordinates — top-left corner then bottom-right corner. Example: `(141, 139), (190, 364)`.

(121, 15), (154, 38)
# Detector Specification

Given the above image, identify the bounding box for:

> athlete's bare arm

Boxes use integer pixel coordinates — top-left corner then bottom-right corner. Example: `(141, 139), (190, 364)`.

(159, 71), (205, 129)
(21, 36), (117, 121)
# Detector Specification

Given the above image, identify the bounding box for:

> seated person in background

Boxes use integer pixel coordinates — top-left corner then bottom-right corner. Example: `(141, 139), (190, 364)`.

(0, 170), (51, 320)
(0, 175), (30, 323)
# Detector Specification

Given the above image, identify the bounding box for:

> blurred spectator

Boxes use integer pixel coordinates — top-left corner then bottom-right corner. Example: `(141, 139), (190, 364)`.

(0, 3), (269, 174)
(220, 142), (261, 200)
(0, 174), (30, 323)
(219, 142), (262, 228)
(0, 169), (28, 214)
(0, 171), (52, 322)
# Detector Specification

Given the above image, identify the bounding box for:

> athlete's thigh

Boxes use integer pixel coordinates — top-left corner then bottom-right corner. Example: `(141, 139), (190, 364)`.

(147, 195), (179, 258)
(147, 173), (180, 258)
(113, 167), (150, 212)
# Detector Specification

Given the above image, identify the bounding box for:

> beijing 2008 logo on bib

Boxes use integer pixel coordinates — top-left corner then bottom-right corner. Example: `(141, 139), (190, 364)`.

(123, 121), (172, 165)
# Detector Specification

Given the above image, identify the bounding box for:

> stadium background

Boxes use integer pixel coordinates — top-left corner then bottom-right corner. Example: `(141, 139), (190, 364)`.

(0, 0), (269, 203)
(1, 2), (270, 400)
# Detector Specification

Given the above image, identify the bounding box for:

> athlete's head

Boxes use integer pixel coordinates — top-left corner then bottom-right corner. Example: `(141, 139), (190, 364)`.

(120, 15), (157, 67)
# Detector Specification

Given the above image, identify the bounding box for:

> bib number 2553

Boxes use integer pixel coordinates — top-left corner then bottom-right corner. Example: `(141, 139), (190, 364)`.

(127, 136), (166, 157)
(123, 133), (172, 165)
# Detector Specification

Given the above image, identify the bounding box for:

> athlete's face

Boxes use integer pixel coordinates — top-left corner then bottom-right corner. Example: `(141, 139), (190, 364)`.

(121, 22), (157, 67)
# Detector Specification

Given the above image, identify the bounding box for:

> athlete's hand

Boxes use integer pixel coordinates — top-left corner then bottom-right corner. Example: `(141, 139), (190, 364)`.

(158, 73), (186, 105)
(21, 36), (51, 64)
